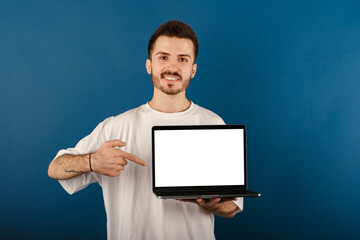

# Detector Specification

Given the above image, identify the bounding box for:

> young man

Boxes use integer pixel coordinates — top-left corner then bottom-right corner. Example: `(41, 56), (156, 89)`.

(48, 20), (243, 239)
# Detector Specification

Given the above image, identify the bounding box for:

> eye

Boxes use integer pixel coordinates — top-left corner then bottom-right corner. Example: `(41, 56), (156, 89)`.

(179, 57), (188, 62)
(160, 56), (167, 60)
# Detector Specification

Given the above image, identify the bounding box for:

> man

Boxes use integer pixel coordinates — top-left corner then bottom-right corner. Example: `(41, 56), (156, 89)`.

(48, 19), (243, 239)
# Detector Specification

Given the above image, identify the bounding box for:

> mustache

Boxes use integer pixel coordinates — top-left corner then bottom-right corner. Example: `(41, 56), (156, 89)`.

(161, 71), (182, 80)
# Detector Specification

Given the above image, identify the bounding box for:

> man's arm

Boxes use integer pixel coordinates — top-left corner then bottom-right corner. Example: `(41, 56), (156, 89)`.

(180, 198), (240, 218)
(48, 154), (90, 180)
(48, 140), (146, 180)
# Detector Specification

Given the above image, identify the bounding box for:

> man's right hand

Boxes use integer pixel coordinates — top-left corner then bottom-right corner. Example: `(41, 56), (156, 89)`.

(91, 140), (146, 177)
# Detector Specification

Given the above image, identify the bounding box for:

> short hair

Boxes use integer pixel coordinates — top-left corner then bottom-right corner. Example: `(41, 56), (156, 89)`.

(148, 20), (199, 63)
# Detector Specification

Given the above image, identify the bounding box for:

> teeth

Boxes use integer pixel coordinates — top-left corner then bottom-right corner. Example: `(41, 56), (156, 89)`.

(164, 77), (178, 81)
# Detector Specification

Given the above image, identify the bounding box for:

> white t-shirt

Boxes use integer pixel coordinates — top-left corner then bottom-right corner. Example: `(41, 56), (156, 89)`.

(55, 102), (243, 240)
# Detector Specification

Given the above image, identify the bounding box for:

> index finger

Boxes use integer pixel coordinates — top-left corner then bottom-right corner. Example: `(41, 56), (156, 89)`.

(121, 151), (146, 166)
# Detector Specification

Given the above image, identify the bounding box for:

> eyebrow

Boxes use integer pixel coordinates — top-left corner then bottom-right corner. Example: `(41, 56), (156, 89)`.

(156, 52), (192, 59)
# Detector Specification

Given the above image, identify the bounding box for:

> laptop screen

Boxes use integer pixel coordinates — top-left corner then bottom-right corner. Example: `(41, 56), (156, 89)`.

(153, 126), (245, 187)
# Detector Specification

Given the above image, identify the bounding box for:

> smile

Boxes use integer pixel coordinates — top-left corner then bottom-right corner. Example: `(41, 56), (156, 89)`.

(164, 76), (179, 81)
(161, 72), (182, 82)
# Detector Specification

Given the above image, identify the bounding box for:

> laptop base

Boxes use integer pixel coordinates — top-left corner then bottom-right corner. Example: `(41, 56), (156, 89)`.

(156, 190), (261, 199)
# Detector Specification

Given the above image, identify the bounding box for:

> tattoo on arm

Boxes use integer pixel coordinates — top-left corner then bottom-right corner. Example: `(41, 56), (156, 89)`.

(65, 169), (86, 174)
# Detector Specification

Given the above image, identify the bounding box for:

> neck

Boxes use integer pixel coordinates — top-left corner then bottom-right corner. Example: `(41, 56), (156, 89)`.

(149, 88), (191, 113)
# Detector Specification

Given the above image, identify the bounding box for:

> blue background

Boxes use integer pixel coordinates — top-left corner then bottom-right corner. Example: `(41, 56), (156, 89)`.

(1, 0), (359, 239)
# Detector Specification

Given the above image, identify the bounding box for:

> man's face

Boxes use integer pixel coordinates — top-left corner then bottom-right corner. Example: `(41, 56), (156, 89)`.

(146, 36), (197, 95)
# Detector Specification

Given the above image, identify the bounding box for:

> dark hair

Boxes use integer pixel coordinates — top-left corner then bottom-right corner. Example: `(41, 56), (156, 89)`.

(148, 20), (199, 63)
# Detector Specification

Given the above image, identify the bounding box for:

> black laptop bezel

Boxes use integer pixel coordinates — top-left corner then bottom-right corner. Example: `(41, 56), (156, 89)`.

(152, 124), (248, 198)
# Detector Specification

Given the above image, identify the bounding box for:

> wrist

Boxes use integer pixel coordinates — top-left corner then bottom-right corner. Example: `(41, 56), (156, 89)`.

(80, 154), (91, 172)
(88, 152), (99, 172)
(89, 153), (93, 172)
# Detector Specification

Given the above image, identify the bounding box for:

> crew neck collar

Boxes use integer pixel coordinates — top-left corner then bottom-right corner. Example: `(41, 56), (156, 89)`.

(143, 101), (196, 119)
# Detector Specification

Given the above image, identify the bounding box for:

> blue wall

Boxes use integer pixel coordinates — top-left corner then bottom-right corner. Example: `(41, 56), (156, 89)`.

(1, 0), (359, 239)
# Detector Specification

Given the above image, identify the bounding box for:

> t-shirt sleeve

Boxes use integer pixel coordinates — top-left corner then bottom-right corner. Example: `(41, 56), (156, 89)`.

(214, 114), (225, 125)
(53, 121), (107, 195)
(233, 197), (244, 213)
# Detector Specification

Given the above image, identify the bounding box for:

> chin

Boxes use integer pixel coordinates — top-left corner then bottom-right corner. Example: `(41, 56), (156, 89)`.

(162, 89), (182, 95)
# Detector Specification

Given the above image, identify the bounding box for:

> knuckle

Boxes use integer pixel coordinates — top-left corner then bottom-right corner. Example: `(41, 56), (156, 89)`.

(115, 157), (123, 164)
(112, 170), (121, 177)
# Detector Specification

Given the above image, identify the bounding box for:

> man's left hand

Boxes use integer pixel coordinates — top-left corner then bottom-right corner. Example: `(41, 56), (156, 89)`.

(179, 197), (239, 218)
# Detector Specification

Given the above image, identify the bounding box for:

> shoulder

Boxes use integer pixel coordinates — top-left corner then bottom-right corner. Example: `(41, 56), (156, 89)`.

(192, 103), (225, 125)
(93, 105), (145, 138)
(102, 105), (144, 126)
(195, 104), (222, 119)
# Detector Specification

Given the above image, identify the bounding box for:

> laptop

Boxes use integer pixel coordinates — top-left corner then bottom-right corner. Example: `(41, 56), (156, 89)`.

(152, 125), (260, 199)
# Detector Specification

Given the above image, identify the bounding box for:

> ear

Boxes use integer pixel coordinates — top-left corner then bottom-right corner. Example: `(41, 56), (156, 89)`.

(146, 59), (152, 74)
(191, 63), (197, 78)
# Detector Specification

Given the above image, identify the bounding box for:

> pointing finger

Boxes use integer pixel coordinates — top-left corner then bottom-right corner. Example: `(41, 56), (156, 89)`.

(122, 151), (146, 166)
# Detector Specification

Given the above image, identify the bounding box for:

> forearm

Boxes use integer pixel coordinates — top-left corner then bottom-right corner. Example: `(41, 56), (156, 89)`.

(48, 154), (91, 180)
(206, 201), (239, 218)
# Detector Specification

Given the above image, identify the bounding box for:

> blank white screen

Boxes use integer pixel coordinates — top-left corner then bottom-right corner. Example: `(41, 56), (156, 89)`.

(154, 129), (244, 187)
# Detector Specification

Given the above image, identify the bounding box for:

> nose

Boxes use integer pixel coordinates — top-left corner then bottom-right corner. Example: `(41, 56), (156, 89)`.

(165, 58), (181, 73)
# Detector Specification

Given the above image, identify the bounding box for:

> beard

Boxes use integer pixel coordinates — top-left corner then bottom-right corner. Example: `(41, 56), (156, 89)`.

(151, 72), (191, 95)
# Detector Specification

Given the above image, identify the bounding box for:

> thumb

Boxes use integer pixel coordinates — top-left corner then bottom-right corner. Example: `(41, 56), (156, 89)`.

(104, 139), (126, 148)
(109, 139), (126, 147)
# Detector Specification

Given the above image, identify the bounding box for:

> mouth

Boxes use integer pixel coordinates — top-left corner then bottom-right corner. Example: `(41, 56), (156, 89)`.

(163, 76), (180, 84)
(162, 73), (181, 84)
(164, 76), (179, 81)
